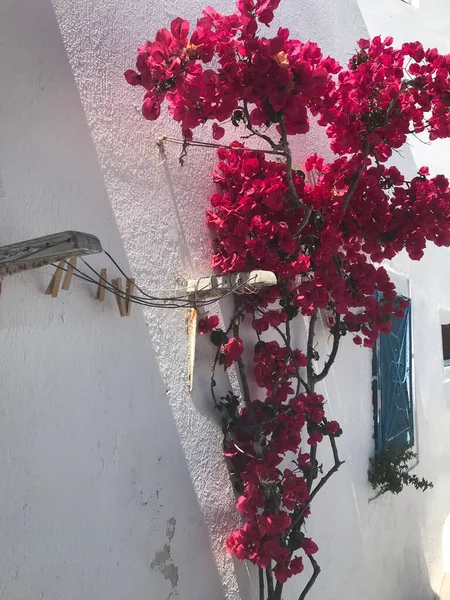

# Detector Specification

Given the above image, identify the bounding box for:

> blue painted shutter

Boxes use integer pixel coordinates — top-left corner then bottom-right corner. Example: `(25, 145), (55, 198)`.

(373, 297), (414, 453)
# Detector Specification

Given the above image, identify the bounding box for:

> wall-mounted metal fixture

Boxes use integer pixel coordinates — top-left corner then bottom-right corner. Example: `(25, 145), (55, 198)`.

(0, 231), (102, 276)
(187, 270), (277, 299)
(186, 270), (278, 392)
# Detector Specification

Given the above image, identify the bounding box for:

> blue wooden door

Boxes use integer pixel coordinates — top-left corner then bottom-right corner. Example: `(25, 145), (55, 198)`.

(373, 298), (414, 453)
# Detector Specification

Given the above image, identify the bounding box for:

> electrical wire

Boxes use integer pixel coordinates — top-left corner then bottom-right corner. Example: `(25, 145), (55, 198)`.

(101, 251), (253, 305)
(55, 261), (192, 309)
(88, 253), (258, 306)
(159, 136), (285, 157)
(50, 251), (264, 310)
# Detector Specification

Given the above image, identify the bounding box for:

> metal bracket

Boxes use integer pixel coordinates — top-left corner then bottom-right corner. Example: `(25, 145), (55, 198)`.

(187, 270), (277, 299)
(186, 270), (277, 392)
(0, 231), (102, 276)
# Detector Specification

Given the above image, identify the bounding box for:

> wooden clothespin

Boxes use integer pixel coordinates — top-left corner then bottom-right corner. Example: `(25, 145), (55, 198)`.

(45, 260), (65, 298)
(125, 278), (135, 316)
(62, 257), (77, 291)
(111, 277), (126, 317)
(96, 268), (107, 301)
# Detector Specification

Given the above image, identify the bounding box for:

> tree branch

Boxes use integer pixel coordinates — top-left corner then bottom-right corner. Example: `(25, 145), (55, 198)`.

(308, 427), (344, 505)
(259, 567), (265, 600)
(313, 312), (341, 383)
(290, 426), (343, 533)
(305, 444), (318, 495)
(341, 140), (370, 213)
(210, 306), (245, 407)
(298, 556), (321, 600)
(269, 320), (303, 398)
(242, 101), (281, 151)
(158, 135), (284, 158)
(299, 376), (311, 394)
(210, 344), (221, 407)
(233, 298), (256, 423)
(274, 580), (283, 600)
(342, 95), (400, 214)
(306, 309), (318, 388)
(266, 565), (274, 599)
(286, 318), (302, 397)
(278, 115), (313, 229)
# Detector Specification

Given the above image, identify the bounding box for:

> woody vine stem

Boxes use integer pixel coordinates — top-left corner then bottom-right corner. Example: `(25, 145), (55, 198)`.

(212, 296), (344, 600)
(126, 1), (450, 598)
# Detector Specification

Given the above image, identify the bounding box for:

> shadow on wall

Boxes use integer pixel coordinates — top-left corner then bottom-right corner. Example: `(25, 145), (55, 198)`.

(9, 0), (446, 599)
(0, 1), (255, 599)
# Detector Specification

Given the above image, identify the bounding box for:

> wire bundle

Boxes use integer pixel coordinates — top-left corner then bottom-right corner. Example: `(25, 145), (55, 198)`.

(51, 250), (258, 309)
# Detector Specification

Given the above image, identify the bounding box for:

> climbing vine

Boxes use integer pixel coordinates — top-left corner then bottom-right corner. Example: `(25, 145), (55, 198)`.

(126, 1), (450, 597)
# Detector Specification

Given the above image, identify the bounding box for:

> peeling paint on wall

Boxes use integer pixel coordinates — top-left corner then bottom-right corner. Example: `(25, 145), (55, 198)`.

(150, 518), (179, 592)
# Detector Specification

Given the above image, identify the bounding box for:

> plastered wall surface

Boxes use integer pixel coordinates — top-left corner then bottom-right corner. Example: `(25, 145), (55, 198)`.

(0, 0), (449, 598)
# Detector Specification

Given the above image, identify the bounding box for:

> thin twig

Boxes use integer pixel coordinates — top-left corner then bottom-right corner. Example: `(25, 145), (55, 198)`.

(158, 136), (284, 157)
(342, 94), (400, 213)
(266, 564), (274, 600)
(306, 445), (318, 494)
(210, 307), (246, 407)
(233, 298), (255, 421)
(305, 308), (319, 496)
(210, 345), (221, 407)
(294, 208), (314, 236)
(299, 376), (311, 394)
(314, 312), (341, 383)
(306, 309), (318, 388)
(278, 116), (313, 227)
(308, 431), (344, 504)
(341, 140), (370, 212)
(298, 555), (321, 600)
(286, 318), (302, 398)
(285, 314), (292, 347)
(242, 100), (281, 151)
(259, 567), (265, 600)
(274, 580), (283, 600)
(290, 428), (344, 533)
(270, 320), (303, 398)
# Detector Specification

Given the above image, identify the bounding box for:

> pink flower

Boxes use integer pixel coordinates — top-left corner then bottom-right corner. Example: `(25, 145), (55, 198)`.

(273, 563), (291, 584)
(222, 337), (244, 366)
(249, 107), (267, 126)
(325, 420), (340, 435)
(301, 538), (319, 555)
(236, 495), (255, 517)
(212, 123), (225, 140)
(124, 69), (140, 85)
(290, 556), (304, 574)
(142, 95), (161, 120)
(198, 315), (219, 334)
(307, 428), (323, 446)
(170, 17), (190, 41)
(257, 512), (291, 536)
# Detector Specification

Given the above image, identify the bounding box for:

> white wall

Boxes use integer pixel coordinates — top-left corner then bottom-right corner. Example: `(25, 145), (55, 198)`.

(356, 2), (450, 595)
(0, 0), (449, 599)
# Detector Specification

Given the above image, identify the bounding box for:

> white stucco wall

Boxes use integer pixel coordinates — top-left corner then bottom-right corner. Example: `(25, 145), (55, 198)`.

(1, 0), (450, 599)
(357, 1), (450, 596)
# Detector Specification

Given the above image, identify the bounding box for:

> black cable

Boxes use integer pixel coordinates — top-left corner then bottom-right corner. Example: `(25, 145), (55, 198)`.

(50, 252), (264, 310)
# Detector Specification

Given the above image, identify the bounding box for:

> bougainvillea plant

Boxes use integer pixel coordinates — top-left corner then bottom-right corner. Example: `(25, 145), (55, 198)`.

(126, 1), (450, 598)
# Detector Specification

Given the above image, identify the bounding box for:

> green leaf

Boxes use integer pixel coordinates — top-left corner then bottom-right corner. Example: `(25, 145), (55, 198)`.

(210, 329), (228, 347)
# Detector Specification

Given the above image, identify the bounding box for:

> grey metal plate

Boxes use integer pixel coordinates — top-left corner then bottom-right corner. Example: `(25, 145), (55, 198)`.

(0, 231), (102, 275)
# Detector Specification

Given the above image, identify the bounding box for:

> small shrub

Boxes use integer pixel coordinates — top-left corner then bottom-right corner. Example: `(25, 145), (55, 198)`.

(368, 442), (433, 495)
